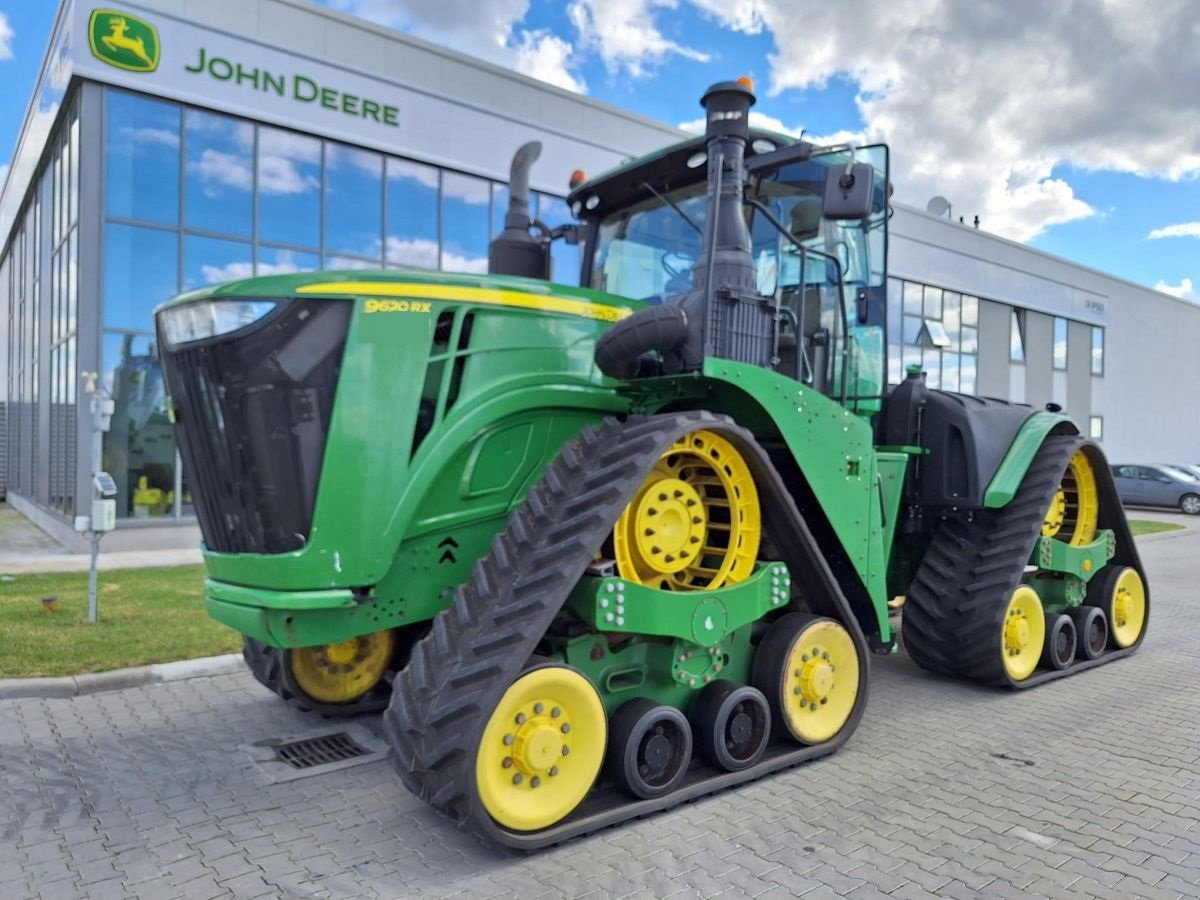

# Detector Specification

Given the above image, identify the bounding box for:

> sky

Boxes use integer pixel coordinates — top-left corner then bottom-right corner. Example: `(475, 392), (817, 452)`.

(2, 0), (1199, 302)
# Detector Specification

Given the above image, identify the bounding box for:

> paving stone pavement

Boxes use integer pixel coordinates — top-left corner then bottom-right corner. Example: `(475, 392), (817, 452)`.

(2, 529), (1198, 899)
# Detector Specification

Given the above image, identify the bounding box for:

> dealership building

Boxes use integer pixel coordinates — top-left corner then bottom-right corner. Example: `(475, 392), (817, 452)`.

(3, 0), (1200, 551)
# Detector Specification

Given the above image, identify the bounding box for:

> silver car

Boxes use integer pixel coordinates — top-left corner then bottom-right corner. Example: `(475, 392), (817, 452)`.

(1112, 464), (1200, 515)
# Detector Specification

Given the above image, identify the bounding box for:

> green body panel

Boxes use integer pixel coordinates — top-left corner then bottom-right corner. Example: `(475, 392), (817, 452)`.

(984, 411), (1076, 507)
(568, 563), (791, 647)
(1026, 530), (1115, 614)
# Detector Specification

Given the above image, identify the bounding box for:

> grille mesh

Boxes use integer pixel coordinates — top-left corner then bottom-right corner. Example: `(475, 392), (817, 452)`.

(273, 732), (370, 770)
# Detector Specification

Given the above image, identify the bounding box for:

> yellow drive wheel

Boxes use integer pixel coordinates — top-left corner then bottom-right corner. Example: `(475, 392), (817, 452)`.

(1042, 449), (1099, 547)
(752, 613), (861, 745)
(475, 664), (607, 832)
(613, 429), (760, 591)
(288, 630), (395, 705)
(1087, 565), (1147, 648)
(1001, 586), (1045, 681)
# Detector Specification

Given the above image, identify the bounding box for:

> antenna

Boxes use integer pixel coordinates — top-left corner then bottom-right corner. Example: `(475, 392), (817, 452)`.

(926, 195), (951, 218)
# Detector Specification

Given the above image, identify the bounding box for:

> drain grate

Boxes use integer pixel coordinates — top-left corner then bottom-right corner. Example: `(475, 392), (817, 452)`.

(243, 724), (390, 783)
(274, 732), (370, 769)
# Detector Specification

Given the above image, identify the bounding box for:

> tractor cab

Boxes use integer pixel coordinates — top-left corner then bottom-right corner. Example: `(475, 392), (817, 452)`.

(503, 126), (891, 412)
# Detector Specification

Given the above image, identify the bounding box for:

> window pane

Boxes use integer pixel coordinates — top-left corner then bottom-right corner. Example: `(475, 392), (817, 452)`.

(257, 127), (321, 249)
(902, 314), (922, 344)
(942, 291), (961, 347)
(903, 280), (923, 315)
(101, 332), (175, 518)
(923, 348), (941, 388)
(326, 143), (383, 259)
(960, 353), (977, 394)
(106, 90), (179, 225)
(923, 286), (942, 320)
(536, 193), (579, 286)
(1091, 326), (1104, 375)
(385, 158), (439, 268)
(887, 341), (902, 385)
(1089, 416), (1103, 440)
(183, 234), (253, 289)
(491, 183), (509, 237)
(961, 294), (978, 326)
(886, 278), (902, 344)
(184, 109), (253, 236)
(1010, 310), (1024, 362)
(1053, 317), (1068, 369)
(258, 246), (319, 276)
(442, 171), (490, 274)
(960, 325), (978, 355)
(941, 351), (960, 391)
(325, 255), (379, 270)
(104, 223), (177, 331)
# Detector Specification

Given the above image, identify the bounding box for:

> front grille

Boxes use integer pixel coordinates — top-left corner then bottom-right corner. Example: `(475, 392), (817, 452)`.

(159, 299), (351, 554)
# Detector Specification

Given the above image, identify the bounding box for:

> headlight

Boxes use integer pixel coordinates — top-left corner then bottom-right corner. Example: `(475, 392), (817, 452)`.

(159, 299), (278, 346)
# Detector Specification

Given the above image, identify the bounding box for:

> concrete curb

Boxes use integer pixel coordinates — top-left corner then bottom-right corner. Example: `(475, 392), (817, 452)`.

(0, 653), (247, 701)
(1134, 526), (1194, 543)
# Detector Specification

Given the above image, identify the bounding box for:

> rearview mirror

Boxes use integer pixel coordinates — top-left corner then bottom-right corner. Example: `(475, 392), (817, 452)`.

(824, 163), (875, 220)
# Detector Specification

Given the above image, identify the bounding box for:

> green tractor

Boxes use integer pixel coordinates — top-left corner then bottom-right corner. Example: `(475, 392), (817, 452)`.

(155, 80), (1148, 849)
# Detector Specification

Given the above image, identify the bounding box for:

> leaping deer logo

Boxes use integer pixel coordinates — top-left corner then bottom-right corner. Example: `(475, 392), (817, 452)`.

(89, 10), (160, 72)
(101, 16), (153, 67)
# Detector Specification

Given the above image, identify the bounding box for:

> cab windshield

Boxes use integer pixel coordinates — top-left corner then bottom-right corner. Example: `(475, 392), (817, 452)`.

(588, 145), (888, 306)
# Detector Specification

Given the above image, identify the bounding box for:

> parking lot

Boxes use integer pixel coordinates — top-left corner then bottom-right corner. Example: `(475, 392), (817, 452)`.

(2, 525), (1198, 900)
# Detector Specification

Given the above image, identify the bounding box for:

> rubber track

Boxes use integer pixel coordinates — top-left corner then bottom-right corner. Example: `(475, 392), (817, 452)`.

(241, 637), (391, 717)
(901, 435), (1150, 687)
(382, 410), (872, 850)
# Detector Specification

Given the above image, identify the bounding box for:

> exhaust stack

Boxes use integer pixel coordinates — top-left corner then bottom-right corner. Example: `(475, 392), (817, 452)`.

(488, 141), (550, 279)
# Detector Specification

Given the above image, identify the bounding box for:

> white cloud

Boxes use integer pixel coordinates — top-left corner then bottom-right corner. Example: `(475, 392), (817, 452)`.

(514, 30), (585, 93)
(384, 236), (488, 273)
(330, 0), (586, 92)
(1148, 222), (1200, 240)
(0, 13), (13, 61)
(200, 252), (321, 285)
(1155, 277), (1197, 300)
(257, 154), (320, 196)
(675, 0), (1200, 243)
(187, 149), (252, 197)
(568, 0), (709, 77)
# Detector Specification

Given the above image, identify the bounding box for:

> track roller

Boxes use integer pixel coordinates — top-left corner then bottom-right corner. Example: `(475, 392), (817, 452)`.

(243, 631), (398, 716)
(1040, 614), (1077, 671)
(607, 699), (692, 799)
(1068, 605), (1107, 660)
(692, 681), (771, 771)
(474, 662), (607, 832)
(1085, 565), (1147, 649)
(752, 612), (860, 745)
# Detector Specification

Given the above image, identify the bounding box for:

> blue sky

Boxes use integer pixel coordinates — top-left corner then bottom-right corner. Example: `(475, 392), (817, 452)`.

(3, 0), (1198, 301)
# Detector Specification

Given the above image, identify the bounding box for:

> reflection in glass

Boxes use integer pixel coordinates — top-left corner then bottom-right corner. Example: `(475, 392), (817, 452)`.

(386, 158), (439, 268)
(104, 223), (178, 331)
(442, 171), (490, 274)
(923, 286), (942, 320)
(259, 246), (319, 276)
(1010, 310), (1025, 362)
(1053, 317), (1068, 369)
(326, 255), (380, 270)
(960, 353), (977, 394)
(923, 348), (941, 388)
(536, 193), (579, 286)
(491, 183), (509, 237)
(101, 332), (175, 518)
(106, 90), (180, 225)
(886, 278), (902, 344)
(1091, 326), (1104, 375)
(942, 292), (961, 345)
(942, 351), (960, 391)
(903, 281), (923, 315)
(184, 234), (254, 289)
(326, 143), (383, 260)
(960, 325), (978, 355)
(185, 109), (253, 236)
(258, 127), (321, 248)
(961, 294), (978, 326)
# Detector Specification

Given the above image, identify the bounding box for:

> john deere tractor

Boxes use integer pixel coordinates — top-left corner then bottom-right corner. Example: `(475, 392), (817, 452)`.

(156, 80), (1148, 849)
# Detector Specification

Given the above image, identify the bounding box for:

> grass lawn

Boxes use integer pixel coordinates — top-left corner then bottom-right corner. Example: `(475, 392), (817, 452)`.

(1128, 519), (1186, 536)
(0, 565), (241, 679)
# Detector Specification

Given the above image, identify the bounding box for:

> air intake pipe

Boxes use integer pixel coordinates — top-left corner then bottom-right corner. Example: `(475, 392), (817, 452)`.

(596, 80), (758, 378)
(488, 141), (550, 279)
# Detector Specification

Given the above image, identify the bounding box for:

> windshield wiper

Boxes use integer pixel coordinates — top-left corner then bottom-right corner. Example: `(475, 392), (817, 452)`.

(641, 182), (702, 235)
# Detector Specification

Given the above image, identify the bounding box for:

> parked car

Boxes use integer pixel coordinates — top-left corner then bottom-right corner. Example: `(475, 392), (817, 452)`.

(1111, 464), (1200, 515)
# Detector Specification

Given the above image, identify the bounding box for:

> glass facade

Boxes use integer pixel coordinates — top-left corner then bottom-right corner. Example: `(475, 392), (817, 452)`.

(1091, 325), (1104, 375)
(887, 277), (978, 393)
(1053, 316), (1068, 370)
(95, 86), (575, 519)
(3, 97), (80, 516)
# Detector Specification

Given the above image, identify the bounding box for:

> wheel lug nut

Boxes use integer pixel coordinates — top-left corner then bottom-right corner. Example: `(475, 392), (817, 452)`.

(512, 774), (523, 785)
(531, 777), (541, 788)
(549, 766), (559, 777)
(551, 707), (561, 718)
(534, 703), (544, 714)
(503, 734), (514, 745)
(561, 723), (571, 734)
(562, 746), (570, 756)
(516, 713), (526, 725)
(502, 757), (514, 768)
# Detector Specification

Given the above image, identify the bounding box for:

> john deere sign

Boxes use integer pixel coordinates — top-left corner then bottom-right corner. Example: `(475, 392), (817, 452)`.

(89, 9), (160, 73)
